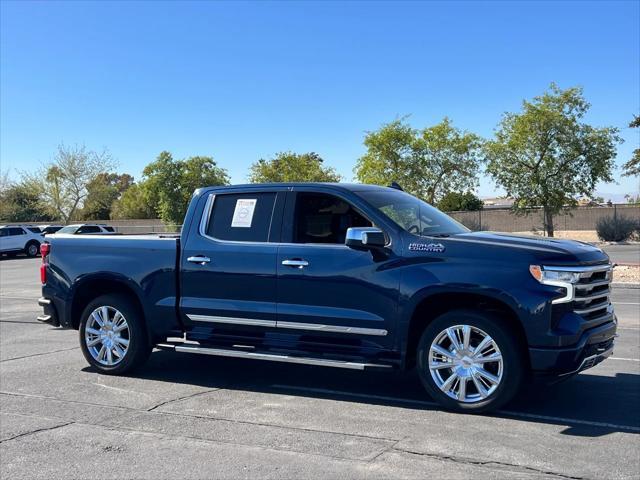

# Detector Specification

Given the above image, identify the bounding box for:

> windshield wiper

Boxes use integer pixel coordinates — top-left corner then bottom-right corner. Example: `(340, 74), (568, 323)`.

(425, 233), (451, 238)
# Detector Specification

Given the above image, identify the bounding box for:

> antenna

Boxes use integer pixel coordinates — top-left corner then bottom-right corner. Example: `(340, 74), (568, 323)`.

(389, 182), (404, 191)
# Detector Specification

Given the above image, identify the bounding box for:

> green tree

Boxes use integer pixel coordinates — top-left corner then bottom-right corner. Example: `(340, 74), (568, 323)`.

(622, 115), (639, 177)
(0, 179), (51, 222)
(624, 193), (640, 205)
(437, 191), (483, 212)
(81, 173), (134, 220)
(485, 84), (621, 237)
(110, 183), (157, 219)
(249, 152), (341, 183)
(354, 118), (483, 204)
(142, 152), (229, 225)
(24, 144), (115, 222)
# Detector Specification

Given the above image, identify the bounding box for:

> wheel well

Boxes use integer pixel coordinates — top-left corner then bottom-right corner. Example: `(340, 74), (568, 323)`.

(404, 293), (530, 370)
(70, 279), (144, 330)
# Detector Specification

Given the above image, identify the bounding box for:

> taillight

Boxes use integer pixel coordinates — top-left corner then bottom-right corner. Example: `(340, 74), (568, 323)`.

(40, 243), (50, 284)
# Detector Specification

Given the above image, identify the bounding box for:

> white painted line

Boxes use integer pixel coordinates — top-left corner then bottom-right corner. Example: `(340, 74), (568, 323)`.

(271, 384), (640, 433)
(610, 357), (640, 362)
(613, 302), (640, 306)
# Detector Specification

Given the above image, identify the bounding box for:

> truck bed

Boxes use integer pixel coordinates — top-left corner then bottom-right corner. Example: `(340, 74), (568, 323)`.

(43, 233), (181, 339)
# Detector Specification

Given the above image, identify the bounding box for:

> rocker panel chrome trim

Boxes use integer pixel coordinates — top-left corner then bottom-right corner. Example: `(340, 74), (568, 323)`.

(187, 314), (388, 336)
(187, 314), (276, 328)
(277, 321), (388, 336)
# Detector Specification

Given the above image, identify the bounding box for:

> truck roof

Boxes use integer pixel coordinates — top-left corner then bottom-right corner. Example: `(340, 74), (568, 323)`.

(201, 183), (396, 194)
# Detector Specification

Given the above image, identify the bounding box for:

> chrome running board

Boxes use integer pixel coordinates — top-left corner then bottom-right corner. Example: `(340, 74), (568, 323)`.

(163, 344), (391, 370)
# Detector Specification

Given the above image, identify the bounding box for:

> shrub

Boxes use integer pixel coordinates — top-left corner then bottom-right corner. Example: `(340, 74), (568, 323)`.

(438, 192), (483, 212)
(596, 215), (638, 242)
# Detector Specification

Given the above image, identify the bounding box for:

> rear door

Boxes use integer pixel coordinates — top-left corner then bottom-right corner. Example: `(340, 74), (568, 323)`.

(276, 189), (400, 351)
(180, 188), (286, 340)
(0, 228), (9, 251)
(7, 227), (27, 250)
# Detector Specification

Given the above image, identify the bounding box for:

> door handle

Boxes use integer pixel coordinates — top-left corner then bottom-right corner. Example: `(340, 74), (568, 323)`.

(187, 255), (211, 265)
(282, 259), (309, 268)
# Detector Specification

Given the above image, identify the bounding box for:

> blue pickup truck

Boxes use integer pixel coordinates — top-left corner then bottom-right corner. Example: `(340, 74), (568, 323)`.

(37, 183), (616, 412)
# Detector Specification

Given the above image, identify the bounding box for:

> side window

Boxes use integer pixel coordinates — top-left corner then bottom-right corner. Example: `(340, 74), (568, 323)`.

(206, 193), (276, 242)
(9, 228), (26, 236)
(293, 193), (372, 244)
(78, 226), (101, 234)
(0, 229), (8, 237)
(103, 226), (115, 232)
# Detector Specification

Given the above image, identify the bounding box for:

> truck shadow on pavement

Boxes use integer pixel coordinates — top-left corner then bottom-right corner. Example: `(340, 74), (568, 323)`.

(84, 349), (640, 438)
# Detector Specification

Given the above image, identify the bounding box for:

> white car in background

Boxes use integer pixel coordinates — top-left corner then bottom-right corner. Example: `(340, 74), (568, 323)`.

(0, 225), (43, 257)
(56, 224), (117, 235)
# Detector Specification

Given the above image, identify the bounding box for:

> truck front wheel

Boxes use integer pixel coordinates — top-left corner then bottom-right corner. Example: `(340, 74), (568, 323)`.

(79, 294), (151, 375)
(416, 309), (524, 413)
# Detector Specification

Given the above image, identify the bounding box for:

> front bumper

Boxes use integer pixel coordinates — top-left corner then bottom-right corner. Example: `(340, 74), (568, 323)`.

(529, 319), (616, 376)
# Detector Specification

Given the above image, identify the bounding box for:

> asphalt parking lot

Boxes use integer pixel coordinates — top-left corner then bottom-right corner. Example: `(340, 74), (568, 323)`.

(602, 244), (640, 266)
(0, 257), (638, 479)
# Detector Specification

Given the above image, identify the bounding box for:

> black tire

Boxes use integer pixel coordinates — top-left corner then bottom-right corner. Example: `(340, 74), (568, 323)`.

(79, 294), (152, 375)
(24, 241), (40, 257)
(416, 309), (524, 413)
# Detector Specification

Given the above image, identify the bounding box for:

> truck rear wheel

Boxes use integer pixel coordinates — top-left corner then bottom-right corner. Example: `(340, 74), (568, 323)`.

(416, 309), (523, 413)
(79, 294), (151, 375)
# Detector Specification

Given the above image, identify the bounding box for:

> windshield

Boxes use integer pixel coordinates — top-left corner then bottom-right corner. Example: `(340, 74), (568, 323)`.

(58, 225), (78, 234)
(356, 189), (469, 237)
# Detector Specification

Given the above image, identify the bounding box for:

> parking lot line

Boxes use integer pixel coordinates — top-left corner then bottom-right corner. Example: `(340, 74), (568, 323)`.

(271, 384), (640, 433)
(610, 357), (640, 362)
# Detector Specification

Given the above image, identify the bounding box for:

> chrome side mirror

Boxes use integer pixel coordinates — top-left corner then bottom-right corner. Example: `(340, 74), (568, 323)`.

(345, 227), (386, 249)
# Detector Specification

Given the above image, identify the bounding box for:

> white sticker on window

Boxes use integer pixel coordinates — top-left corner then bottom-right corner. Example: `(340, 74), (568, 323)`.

(231, 199), (257, 228)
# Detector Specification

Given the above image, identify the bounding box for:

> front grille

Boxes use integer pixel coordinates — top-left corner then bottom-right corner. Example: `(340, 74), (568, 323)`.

(572, 265), (613, 322)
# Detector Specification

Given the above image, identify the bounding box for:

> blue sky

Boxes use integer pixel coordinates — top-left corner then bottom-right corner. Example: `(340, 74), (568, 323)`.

(1, 1), (638, 200)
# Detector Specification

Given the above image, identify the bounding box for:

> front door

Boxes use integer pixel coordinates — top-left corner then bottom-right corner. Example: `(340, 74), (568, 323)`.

(276, 190), (400, 352)
(180, 190), (285, 342)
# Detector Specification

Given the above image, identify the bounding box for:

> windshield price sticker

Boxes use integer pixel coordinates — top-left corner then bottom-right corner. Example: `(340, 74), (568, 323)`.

(231, 199), (257, 228)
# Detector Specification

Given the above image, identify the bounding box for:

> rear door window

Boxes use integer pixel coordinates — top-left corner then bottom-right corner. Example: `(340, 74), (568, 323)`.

(206, 193), (276, 242)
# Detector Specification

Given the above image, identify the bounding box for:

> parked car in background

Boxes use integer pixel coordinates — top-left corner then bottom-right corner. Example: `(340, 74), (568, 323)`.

(56, 224), (117, 235)
(39, 225), (64, 235)
(0, 225), (42, 257)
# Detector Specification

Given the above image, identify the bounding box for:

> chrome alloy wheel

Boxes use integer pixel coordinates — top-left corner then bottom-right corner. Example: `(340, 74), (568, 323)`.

(84, 306), (130, 366)
(428, 325), (503, 403)
(27, 243), (38, 256)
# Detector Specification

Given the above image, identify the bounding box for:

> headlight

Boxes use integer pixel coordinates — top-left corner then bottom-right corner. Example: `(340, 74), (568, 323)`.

(529, 266), (581, 284)
(529, 265), (580, 304)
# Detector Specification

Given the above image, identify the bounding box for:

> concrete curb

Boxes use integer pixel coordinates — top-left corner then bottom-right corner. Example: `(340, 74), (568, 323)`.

(611, 282), (640, 289)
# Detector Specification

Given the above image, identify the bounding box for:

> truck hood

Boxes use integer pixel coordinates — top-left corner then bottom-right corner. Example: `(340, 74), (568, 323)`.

(444, 231), (610, 265)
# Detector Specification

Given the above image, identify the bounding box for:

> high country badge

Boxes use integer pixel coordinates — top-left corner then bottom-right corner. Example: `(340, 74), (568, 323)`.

(408, 242), (445, 253)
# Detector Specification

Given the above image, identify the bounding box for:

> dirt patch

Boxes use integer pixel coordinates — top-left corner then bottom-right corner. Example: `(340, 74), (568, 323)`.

(613, 265), (640, 284)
